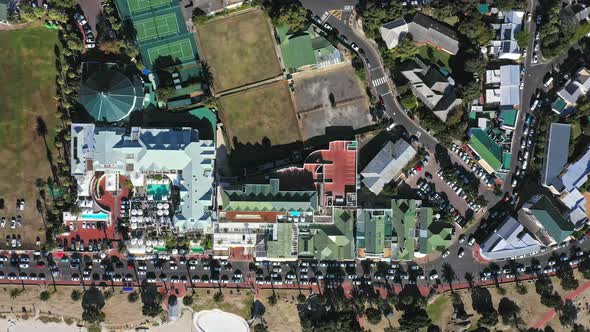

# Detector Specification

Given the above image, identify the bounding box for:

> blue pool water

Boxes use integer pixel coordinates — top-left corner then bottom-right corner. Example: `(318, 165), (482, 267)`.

(81, 213), (108, 220)
(289, 211), (301, 217)
(147, 184), (171, 200)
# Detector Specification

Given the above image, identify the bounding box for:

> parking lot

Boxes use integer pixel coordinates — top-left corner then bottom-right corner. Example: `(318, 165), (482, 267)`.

(293, 64), (373, 140)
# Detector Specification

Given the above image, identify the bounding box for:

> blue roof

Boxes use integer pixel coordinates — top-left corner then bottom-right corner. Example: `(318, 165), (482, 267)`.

(542, 123), (571, 189)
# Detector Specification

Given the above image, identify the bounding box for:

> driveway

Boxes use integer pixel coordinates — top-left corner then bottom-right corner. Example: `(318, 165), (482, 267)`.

(293, 64), (373, 140)
(77, 0), (101, 36)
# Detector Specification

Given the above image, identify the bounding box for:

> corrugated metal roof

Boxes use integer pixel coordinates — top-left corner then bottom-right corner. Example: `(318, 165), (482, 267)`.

(542, 123), (571, 188)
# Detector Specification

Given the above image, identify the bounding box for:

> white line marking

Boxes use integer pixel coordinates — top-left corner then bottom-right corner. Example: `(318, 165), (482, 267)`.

(372, 77), (387, 87)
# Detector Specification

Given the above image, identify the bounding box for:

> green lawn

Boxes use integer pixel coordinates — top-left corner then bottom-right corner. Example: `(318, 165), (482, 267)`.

(426, 295), (450, 322)
(219, 81), (301, 147)
(0, 25), (59, 245)
(418, 45), (452, 73)
(196, 9), (282, 92)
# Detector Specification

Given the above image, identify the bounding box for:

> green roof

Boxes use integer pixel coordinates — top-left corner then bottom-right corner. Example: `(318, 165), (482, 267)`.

(418, 208), (452, 254)
(391, 199), (417, 260)
(502, 152), (512, 170)
(298, 209), (355, 260)
(469, 128), (503, 171)
(478, 3), (490, 14)
(500, 109), (518, 127)
(222, 179), (318, 212)
(266, 223), (296, 259)
(361, 210), (391, 255)
(277, 25), (338, 73)
(188, 106), (217, 134)
(530, 196), (574, 243)
(0, 0), (7, 21)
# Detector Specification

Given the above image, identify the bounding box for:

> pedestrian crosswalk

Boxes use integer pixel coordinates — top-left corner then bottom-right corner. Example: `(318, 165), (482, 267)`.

(343, 5), (354, 11)
(320, 11), (330, 23)
(372, 76), (387, 87)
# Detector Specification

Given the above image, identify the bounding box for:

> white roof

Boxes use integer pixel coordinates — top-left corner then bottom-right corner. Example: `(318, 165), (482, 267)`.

(486, 88), (501, 104)
(361, 139), (417, 195)
(193, 310), (249, 332)
(480, 216), (541, 260)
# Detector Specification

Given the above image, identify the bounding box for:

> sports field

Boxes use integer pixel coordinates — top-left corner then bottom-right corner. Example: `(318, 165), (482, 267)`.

(134, 12), (179, 41)
(0, 26), (58, 247)
(196, 9), (282, 92)
(219, 81), (301, 146)
(128, 0), (171, 13)
(146, 37), (194, 67)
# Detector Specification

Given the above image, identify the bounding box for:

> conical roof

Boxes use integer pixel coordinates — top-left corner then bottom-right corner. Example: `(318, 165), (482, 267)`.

(80, 69), (143, 122)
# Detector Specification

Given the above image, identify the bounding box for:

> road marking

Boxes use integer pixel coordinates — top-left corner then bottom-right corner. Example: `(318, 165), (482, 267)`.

(372, 76), (387, 87)
(380, 91), (392, 97)
(329, 9), (342, 20)
(343, 5), (354, 11)
(369, 66), (383, 72)
(320, 11), (330, 23)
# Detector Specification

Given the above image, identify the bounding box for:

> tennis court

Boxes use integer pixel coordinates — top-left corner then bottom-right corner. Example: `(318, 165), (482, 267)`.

(128, 0), (171, 13)
(147, 38), (194, 65)
(134, 12), (179, 41)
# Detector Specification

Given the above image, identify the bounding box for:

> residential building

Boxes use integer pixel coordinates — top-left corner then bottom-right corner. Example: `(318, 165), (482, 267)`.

(361, 139), (417, 195)
(553, 67), (590, 115)
(499, 109), (518, 130)
(485, 65), (520, 110)
(468, 127), (512, 173)
(542, 123), (571, 193)
(70, 123), (216, 233)
(214, 141), (357, 255)
(489, 11), (525, 60)
(379, 13), (460, 54)
(297, 209), (356, 261)
(479, 216), (541, 260)
(400, 58), (462, 121)
(518, 195), (575, 246)
(564, 2), (590, 23)
(277, 24), (342, 73)
(356, 199), (451, 260)
(555, 146), (590, 225)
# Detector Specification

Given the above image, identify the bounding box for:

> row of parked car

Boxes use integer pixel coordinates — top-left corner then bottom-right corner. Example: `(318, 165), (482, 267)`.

(513, 114), (537, 187)
(436, 169), (482, 214)
(416, 177), (466, 226)
(74, 12), (96, 49)
(450, 143), (496, 188)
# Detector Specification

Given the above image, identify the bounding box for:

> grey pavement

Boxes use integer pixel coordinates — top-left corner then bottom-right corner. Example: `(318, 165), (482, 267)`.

(77, 0), (102, 36)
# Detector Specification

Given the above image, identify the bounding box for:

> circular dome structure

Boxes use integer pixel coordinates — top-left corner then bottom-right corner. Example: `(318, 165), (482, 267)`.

(193, 310), (249, 332)
(79, 69), (143, 122)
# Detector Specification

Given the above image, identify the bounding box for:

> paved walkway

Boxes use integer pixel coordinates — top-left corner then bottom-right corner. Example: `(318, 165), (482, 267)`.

(531, 280), (590, 329)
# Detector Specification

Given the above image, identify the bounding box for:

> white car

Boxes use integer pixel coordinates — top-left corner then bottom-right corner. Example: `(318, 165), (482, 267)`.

(429, 274), (439, 280)
(442, 250), (450, 259)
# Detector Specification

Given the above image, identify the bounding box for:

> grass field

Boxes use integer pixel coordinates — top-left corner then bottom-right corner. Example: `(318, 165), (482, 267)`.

(196, 9), (282, 92)
(219, 81), (301, 146)
(0, 26), (59, 247)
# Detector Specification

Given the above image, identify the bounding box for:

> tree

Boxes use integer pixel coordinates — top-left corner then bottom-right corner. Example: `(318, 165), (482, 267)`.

(464, 272), (475, 288)
(478, 310), (499, 327)
(441, 263), (456, 291)
(40, 290), (51, 301)
(498, 297), (523, 329)
(400, 93), (418, 111)
(213, 291), (224, 303)
(140, 283), (163, 317)
(557, 263), (579, 290)
(156, 86), (176, 102)
(127, 291), (139, 303)
(267, 293), (277, 306)
(559, 299), (579, 327)
(516, 31), (530, 49)
(458, 81), (481, 103)
(9, 288), (23, 299)
(297, 293), (307, 303)
(578, 257), (590, 279)
(183, 295), (194, 306)
(465, 57), (487, 76)
(358, 2), (403, 38)
(82, 286), (106, 324)
(71, 289), (81, 301)
(399, 308), (431, 331)
(192, 7), (208, 25)
(254, 323), (269, 332)
(273, 4), (308, 32)
(388, 38), (419, 61)
(365, 307), (382, 324)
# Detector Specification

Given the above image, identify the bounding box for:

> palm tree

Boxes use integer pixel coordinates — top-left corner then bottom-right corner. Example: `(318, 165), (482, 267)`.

(464, 272), (475, 289)
(489, 262), (500, 286)
(9, 288), (23, 299)
(441, 263), (456, 291)
(71, 289), (81, 301)
(40, 290), (51, 301)
(213, 291), (224, 303)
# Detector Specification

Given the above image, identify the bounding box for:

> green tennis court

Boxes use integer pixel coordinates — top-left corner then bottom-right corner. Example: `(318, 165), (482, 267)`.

(147, 38), (194, 65)
(135, 13), (179, 41)
(128, 0), (171, 13)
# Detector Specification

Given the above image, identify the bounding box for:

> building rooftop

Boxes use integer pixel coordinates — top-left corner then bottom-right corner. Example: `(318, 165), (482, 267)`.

(557, 67), (590, 106)
(361, 139), (417, 195)
(468, 128), (503, 171)
(520, 195), (574, 245)
(298, 209), (355, 260)
(561, 145), (590, 192)
(380, 13), (459, 54)
(542, 123), (571, 191)
(480, 216), (541, 260)
(277, 24), (342, 72)
(500, 109), (518, 128)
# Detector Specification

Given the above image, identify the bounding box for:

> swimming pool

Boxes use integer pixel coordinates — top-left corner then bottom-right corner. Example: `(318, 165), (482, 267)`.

(81, 213), (109, 221)
(289, 211), (301, 217)
(147, 184), (170, 200)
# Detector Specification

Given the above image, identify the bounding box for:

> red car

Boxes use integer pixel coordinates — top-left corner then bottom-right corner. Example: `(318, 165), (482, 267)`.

(415, 165), (422, 172)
